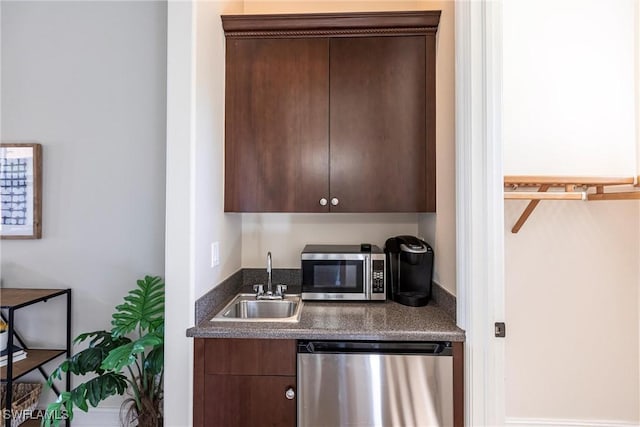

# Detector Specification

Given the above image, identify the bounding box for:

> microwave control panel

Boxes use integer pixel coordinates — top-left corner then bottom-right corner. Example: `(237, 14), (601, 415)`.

(371, 258), (386, 295)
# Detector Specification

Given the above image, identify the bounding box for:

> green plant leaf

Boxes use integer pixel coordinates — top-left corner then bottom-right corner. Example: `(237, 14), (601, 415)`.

(144, 345), (164, 376)
(44, 373), (128, 425)
(72, 383), (89, 412)
(47, 332), (132, 386)
(43, 392), (74, 427)
(111, 275), (164, 337)
(73, 330), (132, 351)
(100, 342), (135, 372)
(101, 333), (162, 372)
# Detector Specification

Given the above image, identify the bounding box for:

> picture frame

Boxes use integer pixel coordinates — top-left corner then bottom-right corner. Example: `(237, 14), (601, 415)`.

(0, 143), (42, 239)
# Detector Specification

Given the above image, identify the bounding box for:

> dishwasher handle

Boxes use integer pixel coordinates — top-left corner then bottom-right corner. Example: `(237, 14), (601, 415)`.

(298, 340), (452, 356)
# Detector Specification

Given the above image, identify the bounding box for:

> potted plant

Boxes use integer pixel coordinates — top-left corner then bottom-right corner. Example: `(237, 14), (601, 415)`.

(44, 275), (164, 427)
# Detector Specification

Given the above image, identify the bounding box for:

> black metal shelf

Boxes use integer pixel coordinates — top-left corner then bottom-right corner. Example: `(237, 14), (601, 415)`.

(0, 288), (71, 427)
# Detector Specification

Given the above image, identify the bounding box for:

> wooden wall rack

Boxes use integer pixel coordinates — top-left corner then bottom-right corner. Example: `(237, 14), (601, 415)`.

(504, 175), (640, 233)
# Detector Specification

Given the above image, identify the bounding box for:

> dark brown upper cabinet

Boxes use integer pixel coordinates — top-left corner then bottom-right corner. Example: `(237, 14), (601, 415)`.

(222, 11), (440, 213)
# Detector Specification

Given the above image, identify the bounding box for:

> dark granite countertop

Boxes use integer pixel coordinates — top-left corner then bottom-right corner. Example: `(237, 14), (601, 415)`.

(187, 299), (464, 341)
(186, 269), (464, 342)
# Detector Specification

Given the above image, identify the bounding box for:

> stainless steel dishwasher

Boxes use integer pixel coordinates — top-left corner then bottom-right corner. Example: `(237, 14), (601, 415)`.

(297, 340), (453, 427)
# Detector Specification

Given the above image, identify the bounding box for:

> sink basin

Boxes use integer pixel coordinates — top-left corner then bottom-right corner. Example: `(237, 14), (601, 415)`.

(211, 293), (303, 322)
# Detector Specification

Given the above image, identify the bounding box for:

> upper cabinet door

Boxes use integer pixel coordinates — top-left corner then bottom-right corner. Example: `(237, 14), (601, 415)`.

(329, 36), (433, 212)
(225, 38), (329, 212)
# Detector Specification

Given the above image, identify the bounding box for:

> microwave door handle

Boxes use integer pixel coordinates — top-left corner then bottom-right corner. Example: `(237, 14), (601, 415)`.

(365, 254), (371, 299)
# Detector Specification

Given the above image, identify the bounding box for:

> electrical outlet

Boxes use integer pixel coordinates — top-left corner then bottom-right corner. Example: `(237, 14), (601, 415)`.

(211, 242), (220, 267)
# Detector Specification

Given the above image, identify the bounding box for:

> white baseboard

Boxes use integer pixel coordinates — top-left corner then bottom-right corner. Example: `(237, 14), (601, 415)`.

(68, 407), (120, 427)
(506, 417), (640, 427)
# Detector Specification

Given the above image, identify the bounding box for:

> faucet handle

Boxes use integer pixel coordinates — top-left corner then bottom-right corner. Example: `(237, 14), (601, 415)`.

(253, 284), (264, 295)
(276, 284), (287, 296)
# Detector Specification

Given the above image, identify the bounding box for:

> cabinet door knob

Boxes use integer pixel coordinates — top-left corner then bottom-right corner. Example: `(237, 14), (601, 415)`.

(319, 198), (328, 206)
(331, 197), (339, 206)
(285, 387), (295, 400)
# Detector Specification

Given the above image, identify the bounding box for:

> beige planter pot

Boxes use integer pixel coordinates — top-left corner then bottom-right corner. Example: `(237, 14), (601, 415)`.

(0, 331), (8, 352)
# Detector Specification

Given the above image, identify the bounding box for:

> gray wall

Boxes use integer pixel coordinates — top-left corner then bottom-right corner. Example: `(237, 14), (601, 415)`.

(1, 1), (167, 416)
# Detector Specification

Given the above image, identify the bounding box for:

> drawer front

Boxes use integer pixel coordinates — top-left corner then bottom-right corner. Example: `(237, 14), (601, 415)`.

(204, 338), (296, 375)
(204, 375), (296, 427)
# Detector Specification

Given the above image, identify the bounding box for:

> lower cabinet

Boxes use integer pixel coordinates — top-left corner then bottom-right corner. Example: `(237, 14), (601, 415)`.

(194, 338), (297, 427)
(204, 375), (296, 426)
(194, 337), (464, 427)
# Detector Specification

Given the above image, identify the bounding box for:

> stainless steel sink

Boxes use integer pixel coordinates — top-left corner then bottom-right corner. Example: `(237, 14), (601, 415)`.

(210, 293), (303, 322)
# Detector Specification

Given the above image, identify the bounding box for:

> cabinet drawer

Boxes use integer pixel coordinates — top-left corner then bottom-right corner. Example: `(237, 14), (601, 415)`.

(204, 338), (296, 375)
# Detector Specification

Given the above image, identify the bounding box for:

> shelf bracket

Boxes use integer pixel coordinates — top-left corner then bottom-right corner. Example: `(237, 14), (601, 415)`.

(510, 184), (550, 233)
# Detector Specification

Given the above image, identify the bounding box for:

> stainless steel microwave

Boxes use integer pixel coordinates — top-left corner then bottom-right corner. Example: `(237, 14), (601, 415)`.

(301, 244), (386, 301)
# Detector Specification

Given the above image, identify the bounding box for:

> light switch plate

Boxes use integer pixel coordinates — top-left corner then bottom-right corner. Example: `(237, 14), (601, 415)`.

(211, 242), (220, 267)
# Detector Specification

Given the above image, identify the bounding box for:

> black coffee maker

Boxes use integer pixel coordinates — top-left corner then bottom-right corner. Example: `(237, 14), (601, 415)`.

(384, 235), (434, 307)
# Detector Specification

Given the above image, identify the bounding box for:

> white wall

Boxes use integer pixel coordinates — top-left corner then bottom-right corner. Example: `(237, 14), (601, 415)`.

(242, 213), (419, 267)
(193, 0), (243, 298)
(164, 1), (243, 426)
(0, 0), (167, 418)
(505, 201), (639, 422)
(503, 0), (640, 424)
(637, 1), (640, 176)
(417, 0), (456, 295)
(503, 0), (636, 176)
(165, 3), (196, 427)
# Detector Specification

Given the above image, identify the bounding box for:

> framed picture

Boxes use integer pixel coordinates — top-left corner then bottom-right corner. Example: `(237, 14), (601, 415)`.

(0, 143), (42, 239)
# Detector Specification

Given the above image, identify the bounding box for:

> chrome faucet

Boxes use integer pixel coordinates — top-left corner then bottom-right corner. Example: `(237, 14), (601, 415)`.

(254, 251), (286, 300)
